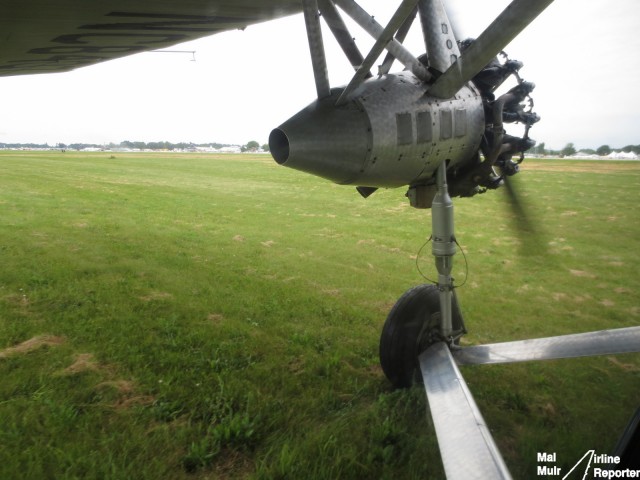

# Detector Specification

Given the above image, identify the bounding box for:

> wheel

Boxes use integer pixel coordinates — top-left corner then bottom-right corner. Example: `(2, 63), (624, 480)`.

(379, 284), (464, 388)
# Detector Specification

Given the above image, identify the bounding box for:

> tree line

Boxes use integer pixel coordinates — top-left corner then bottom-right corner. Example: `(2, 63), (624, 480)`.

(0, 140), (270, 152)
(530, 142), (640, 157)
(3, 140), (638, 157)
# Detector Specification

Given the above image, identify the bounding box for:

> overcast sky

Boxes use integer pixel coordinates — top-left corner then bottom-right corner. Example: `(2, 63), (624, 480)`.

(0, 0), (638, 150)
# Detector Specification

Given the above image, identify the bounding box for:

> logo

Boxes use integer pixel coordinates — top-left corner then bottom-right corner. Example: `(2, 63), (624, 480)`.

(536, 450), (638, 478)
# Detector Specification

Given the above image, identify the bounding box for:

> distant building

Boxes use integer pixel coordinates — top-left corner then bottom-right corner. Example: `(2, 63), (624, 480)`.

(570, 151), (638, 160)
(217, 146), (242, 153)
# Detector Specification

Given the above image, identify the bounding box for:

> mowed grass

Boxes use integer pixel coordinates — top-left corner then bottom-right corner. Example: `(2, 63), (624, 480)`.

(0, 151), (638, 479)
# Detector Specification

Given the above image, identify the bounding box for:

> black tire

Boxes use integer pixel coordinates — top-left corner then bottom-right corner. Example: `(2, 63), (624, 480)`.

(379, 284), (464, 388)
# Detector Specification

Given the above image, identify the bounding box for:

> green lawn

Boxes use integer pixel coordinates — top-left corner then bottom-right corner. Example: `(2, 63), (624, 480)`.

(1, 151), (638, 479)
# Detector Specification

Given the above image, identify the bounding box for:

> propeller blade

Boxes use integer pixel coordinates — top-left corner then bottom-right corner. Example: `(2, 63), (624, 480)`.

(500, 172), (546, 256)
(420, 342), (513, 480)
(502, 174), (534, 228)
(453, 326), (640, 366)
(429, 0), (554, 98)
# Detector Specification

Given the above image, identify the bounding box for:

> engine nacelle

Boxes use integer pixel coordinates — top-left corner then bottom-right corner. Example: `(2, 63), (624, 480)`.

(270, 71), (484, 189)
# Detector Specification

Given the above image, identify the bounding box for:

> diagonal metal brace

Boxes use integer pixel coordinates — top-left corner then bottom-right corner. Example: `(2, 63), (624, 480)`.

(335, 0), (426, 105)
(317, 0), (371, 78)
(334, 0), (432, 86)
(378, 5), (418, 76)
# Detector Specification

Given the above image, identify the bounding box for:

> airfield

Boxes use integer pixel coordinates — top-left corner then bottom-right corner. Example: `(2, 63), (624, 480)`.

(1, 150), (638, 478)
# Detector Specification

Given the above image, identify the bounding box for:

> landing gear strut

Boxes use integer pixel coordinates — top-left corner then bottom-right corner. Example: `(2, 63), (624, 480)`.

(380, 162), (466, 388)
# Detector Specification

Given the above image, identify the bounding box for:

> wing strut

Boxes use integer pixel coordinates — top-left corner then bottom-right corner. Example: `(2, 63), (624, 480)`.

(453, 326), (640, 366)
(418, 0), (460, 74)
(302, 0), (332, 99)
(420, 342), (512, 480)
(428, 0), (554, 98)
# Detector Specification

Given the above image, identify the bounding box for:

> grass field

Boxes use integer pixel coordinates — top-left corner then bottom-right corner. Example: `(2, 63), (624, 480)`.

(1, 151), (638, 479)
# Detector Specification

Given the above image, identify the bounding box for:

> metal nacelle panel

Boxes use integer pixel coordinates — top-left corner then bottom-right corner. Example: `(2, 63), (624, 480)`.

(354, 71), (484, 188)
(270, 71), (484, 189)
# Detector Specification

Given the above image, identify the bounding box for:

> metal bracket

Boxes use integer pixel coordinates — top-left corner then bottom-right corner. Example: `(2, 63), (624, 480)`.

(418, 0), (460, 74)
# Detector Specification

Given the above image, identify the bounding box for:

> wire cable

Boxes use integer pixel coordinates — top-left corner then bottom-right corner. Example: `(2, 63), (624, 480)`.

(453, 237), (469, 288)
(415, 235), (437, 284)
(415, 236), (469, 288)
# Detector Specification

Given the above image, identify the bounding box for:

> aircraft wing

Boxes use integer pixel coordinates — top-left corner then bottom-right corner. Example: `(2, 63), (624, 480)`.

(0, 0), (301, 77)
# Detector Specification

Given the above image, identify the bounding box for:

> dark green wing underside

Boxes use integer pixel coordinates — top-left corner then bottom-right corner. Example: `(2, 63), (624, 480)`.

(0, 0), (301, 77)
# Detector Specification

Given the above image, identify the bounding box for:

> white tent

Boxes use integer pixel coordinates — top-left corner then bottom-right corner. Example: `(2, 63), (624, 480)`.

(606, 151), (639, 160)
